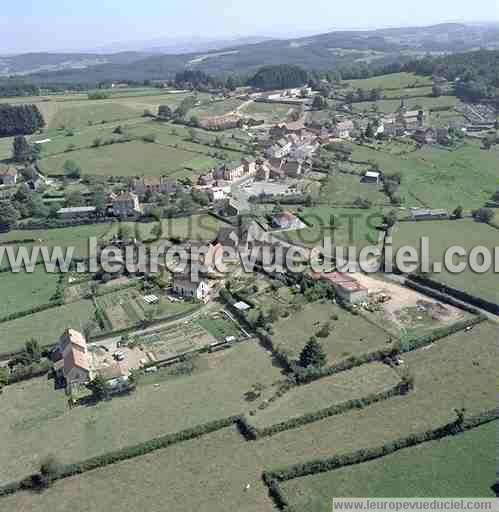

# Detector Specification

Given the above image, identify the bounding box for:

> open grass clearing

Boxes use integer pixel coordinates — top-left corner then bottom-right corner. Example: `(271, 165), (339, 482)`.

(0, 340), (282, 483)
(241, 101), (298, 123)
(320, 172), (389, 206)
(281, 421), (497, 510)
(274, 206), (384, 249)
(0, 266), (60, 317)
(249, 362), (400, 428)
(391, 220), (499, 304)
(342, 72), (432, 91)
(351, 95), (459, 114)
(38, 140), (219, 178)
(0, 299), (97, 354)
(3, 321), (496, 510)
(190, 97), (246, 118)
(161, 214), (228, 241)
(347, 140), (497, 209)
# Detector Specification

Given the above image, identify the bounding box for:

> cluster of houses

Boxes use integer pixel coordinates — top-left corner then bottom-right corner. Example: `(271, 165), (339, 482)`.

(0, 165), (18, 186)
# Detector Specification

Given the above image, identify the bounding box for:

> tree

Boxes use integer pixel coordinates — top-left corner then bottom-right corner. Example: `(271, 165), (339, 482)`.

(63, 160), (81, 179)
(87, 374), (111, 401)
(383, 210), (398, 228)
(312, 95), (326, 110)
(0, 200), (19, 232)
(299, 336), (327, 368)
(365, 122), (375, 139)
(432, 84), (443, 97)
(472, 208), (493, 224)
(452, 206), (463, 219)
(12, 135), (31, 162)
(65, 190), (85, 207)
(157, 105), (173, 120)
(25, 338), (42, 363)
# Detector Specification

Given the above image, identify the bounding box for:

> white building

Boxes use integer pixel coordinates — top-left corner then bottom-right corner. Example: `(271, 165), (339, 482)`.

(111, 191), (141, 218)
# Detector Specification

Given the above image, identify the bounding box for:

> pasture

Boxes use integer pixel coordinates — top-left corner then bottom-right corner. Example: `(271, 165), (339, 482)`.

(0, 266), (60, 318)
(281, 421), (497, 510)
(161, 214), (228, 241)
(2, 320), (496, 510)
(274, 206), (384, 249)
(342, 72), (432, 91)
(351, 95), (459, 114)
(0, 299), (97, 354)
(0, 340), (282, 483)
(347, 140), (498, 209)
(38, 140), (218, 178)
(320, 172), (389, 206)
(391, 219), (499, 304)
(241, 101), (298, 123)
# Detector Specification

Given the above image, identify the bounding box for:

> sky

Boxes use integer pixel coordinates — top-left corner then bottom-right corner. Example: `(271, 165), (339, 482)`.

(1, 0), (497, 53)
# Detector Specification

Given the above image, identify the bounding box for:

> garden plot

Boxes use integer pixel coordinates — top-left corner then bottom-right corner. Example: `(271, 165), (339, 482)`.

(133, 321), (216, 362)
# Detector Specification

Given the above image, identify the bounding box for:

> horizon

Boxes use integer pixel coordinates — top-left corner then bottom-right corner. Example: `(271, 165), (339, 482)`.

(1, 0), (497, 54)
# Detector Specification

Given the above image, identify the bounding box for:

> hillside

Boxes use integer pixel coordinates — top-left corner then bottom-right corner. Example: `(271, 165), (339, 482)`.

(5, 22), (498, 86)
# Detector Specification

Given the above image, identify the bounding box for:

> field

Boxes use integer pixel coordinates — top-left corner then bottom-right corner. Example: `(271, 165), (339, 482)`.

(351, 95), (459, 114)
(281, 421), (497, 510)
(391, 219), (499, 304)
(0, 299), (97, 353)
(0, 340), (282, 483)
(161, 214), (229, 241)
(342, 72), (432, 91)
(347, 140), (498, 209)
(274, 206), (384, 249)
(252, 285), (393, 364)
(0, 266), (60, 317)
(38, 140), (218, 178)
(241, 101), (298, 123)
(2, 320), (496, 511)
(320, 172), (389, 206)
(249, 362), (399, 428)
(0, 223), (115, 269)
(190, 98), (246, 118)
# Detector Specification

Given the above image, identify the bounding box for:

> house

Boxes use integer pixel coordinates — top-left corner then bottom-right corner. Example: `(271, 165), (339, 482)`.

(132, 177), (177, 199)
(57, 329), (93, 386)
(332, 120), (354, 139)
(412, 128), (435, 145)
(271, 212), (302, 230)
(172, 273), (212, 302)
(361, 170), (381, 184)
(281, 159), (303, 178)
(111, 191), (141, 218)
(316, 272), (368, 304)
(217, 158), (256, 181)
(265, 138), (292, 159)
(56, 206), (97, 219)
(410, 208), (449, 221)
(206, 186), (227, 202)
(0, 165), (17, 186)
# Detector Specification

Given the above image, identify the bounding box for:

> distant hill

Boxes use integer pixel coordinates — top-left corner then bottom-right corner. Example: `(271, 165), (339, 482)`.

(3, 23), (498, 85)
(0, 52), (152, 77)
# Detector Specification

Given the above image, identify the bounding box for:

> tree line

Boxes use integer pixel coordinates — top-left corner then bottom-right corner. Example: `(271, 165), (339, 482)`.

(0, 104), (45, 137)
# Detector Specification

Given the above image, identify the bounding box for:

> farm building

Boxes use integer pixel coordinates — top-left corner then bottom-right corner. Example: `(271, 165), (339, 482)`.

(410, 208), (450, 221)
(361, 170), (381, 184)
(412, 128), (435, 145)
(316, 272), (368, 304)
(331, 120), (354, 139)
(56, 206), (97, 219)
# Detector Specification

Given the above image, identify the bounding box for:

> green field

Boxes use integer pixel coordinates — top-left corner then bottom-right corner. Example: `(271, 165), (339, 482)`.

(0, 299), (97, 353)
(0, 266), (60, 317)
(190, 98), (245, 118)
(347, 140), (497, 209)
(0, 223), (115, 269)
(392, 219), (499, 304)
(249, 362), (399, 428)
(320, 172), (389, 206)
(241, 101), (298, 123)
(38, 140), (218, 178)
(2, 320), (495, 511)
(0, 341), (282, 483)
(274, 206), (384, 249)
(161, 214), (228, 241)
(351, 95), (459, 114)
(282, 421), (497, 510)
(342, 72), (432, 91)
